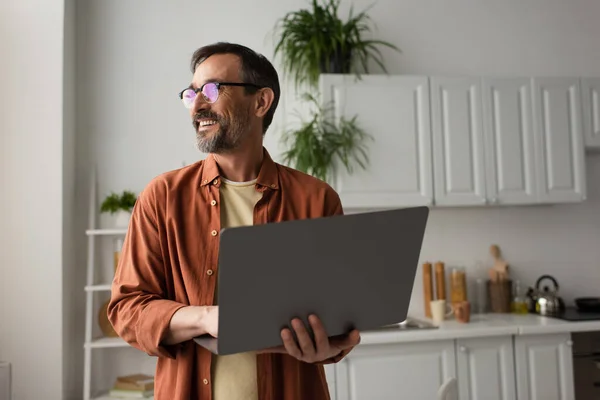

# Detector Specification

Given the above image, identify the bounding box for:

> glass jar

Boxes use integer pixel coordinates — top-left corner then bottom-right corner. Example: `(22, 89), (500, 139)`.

(450, 267), (468, 304)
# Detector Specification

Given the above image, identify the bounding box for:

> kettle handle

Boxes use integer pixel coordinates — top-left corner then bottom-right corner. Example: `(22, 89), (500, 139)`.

(535, 275), (559, 292)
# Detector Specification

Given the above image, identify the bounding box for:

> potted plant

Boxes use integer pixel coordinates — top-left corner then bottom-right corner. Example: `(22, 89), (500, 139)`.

(100, 190), (137, 228)
(273, 0), (400, 89)
(280, 93), (372, 183)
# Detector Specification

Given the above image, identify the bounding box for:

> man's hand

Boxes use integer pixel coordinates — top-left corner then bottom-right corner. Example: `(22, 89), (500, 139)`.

(260, 314), (360, 363)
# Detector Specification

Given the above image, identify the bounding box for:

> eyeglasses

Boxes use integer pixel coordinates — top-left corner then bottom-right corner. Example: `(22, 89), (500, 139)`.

(178, 82), (263, 108)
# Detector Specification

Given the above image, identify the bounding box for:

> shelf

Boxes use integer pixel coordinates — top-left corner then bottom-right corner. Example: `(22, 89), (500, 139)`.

(93, 392), (154, 400)
(86, 229), (128, 236)
(85, 337), (129, 349)
(85, 284), (112, 292)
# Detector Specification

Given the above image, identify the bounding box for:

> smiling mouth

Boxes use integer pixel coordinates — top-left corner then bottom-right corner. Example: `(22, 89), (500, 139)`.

(197, 119), (218, 131)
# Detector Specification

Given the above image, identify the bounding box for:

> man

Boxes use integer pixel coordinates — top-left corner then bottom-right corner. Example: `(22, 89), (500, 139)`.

(107, 42), (360, 400)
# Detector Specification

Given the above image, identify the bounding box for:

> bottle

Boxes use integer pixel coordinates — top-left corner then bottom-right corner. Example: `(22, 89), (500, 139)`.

(475, 278), (487, 314)
(511, 280), (528, 314)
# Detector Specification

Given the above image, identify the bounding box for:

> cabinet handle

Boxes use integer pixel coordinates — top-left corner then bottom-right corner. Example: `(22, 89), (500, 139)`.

(460, 346), (467, 353)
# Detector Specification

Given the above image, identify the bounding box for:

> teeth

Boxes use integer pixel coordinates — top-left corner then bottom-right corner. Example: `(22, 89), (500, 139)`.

(199, 120), (217, 127)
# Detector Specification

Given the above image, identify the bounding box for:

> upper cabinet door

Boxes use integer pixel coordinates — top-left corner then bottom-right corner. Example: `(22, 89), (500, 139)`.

(482, 78), (537, 205)
(581, 77), (600, 149)
(532, 78), (587, 203)
(431, 77), (486, 206)
(320, 74), (433, 209)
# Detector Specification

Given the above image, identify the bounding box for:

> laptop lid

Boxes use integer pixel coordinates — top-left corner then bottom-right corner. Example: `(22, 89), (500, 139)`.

(194, 206), (429, 355)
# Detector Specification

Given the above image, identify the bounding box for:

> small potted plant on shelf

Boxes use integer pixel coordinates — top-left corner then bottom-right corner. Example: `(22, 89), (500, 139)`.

(100, 190), (137, 228)
(273, 0), (400, 89)
(280, 93), (372, 183)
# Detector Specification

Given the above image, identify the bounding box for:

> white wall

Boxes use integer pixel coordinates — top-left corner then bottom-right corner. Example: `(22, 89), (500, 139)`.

(69, 0), (600, 395)
(0, 1), (69, 400)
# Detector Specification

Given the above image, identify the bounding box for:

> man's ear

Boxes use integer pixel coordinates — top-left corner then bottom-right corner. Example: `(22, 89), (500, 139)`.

(254, 87), (275, 118)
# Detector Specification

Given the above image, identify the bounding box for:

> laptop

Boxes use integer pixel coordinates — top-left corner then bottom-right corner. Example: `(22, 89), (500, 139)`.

(193, 206), (429, 355)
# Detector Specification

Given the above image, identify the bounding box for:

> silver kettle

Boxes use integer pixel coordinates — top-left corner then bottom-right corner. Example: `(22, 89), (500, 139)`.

(534, 275), (565, 316)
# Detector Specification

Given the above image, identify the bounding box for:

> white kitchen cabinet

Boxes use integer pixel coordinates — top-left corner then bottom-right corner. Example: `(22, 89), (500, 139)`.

(532, 78), (587, 203)
(581, 77), (600, 150)
(456, 336), (516, 400)
(482, 78), (538, 205)
(333, 340), (456, 400)
(320, 74), (433, 209)
(431, 77), (487, 206)
(324, 364), (336, 399)
(514, 333), (575, 400)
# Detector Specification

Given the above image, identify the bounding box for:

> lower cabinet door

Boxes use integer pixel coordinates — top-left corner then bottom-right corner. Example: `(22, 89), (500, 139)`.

(456, 335), (517, 400)
(514, 333), (575, 400)
(334, 340), (456, 400)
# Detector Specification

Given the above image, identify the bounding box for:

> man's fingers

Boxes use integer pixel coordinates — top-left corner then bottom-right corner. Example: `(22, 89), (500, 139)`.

(331, 329), (361, 349)
(308, 314), (329, 353)
(281, 328), (302, 359)
(292, 318), (316, 358)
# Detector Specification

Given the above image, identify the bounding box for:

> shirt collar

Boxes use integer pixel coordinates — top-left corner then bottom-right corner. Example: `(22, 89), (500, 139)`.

(200, 147), (279, 190)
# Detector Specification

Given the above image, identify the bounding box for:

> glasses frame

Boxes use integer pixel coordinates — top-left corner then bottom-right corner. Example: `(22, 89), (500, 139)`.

(178, 81), (264, 106)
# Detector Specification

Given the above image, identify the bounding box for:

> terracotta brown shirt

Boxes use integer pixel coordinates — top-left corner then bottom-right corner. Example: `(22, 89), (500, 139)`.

(108, 148), (352, 400)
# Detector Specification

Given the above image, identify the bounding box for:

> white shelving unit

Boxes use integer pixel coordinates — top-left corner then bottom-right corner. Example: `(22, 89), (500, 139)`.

(82, 169), (131, 400)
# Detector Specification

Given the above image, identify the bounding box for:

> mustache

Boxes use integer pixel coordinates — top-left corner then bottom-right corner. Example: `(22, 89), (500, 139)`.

(193, 111), (221, 129)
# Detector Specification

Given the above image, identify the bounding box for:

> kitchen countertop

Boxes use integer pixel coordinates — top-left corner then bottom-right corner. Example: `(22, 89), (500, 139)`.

(359, 313), (600, 345)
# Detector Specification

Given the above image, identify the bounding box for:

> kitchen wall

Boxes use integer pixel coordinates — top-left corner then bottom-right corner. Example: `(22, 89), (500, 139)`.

(0, 1), (75, 400)
(4, 0), (593, 398)
(405, 153), (600, 316)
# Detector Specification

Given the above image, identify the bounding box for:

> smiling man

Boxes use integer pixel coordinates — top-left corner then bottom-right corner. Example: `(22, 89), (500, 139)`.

(107, 42), (360, 400)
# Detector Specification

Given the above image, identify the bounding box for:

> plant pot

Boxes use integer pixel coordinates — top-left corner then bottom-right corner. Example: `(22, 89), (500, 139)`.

(319, 47), (352, 74)
(114, 210), (131, 228)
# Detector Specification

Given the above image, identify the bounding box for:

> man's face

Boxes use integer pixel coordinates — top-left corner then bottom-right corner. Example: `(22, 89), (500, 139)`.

(189, 53), (253, 154)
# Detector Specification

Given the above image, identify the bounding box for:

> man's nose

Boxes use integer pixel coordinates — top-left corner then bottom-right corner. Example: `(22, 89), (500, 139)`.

(190, 94), (210, 117)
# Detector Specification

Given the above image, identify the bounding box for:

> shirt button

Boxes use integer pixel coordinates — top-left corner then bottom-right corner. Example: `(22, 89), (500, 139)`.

(203, 378), (209, 385)
(271, 183), (276, 188)
(203, 179), (208, 184)
(213, 179), (219, 185)
(210, 200), (217, 206)
(211, 230), (218, 236)
(206, 269), (213, 276)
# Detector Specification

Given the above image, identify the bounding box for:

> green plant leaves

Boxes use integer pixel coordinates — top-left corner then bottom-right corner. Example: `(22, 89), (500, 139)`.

(273, 0), (400, 90)
(100, 190), (137, 214)
(281, 93), (372, 182)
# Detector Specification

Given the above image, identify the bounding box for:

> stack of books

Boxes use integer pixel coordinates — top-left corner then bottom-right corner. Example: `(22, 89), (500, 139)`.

(108, 374), (154, 398)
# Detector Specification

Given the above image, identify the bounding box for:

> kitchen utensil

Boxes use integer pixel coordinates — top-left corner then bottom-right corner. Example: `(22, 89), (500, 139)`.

(490, 244), (510, 281)
(430, 299), (453, 325)
(423, 262), (434, 317)
(435, 261), (446, 300)
(574, 297), (600, 312)
(488, 279), (512, 313)
(534, 274), (565, 316)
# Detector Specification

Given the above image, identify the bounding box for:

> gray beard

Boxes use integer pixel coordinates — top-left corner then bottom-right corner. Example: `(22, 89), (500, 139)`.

(195, 109), (250, 154)
(196, 127), (236, 154)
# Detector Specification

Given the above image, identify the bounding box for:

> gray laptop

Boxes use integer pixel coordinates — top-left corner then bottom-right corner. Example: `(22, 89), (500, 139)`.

(194, 206), (429, 355)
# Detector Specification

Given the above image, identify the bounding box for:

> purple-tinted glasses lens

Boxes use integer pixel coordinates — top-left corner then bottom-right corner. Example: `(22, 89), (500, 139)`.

(181, 83), (220, 108)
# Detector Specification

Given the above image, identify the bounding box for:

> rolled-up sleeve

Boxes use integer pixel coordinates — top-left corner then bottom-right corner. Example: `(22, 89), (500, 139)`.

(107, 182), (185, 359)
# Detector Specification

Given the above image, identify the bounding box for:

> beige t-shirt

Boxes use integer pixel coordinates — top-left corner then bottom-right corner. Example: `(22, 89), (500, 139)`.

(212, 178), (263, 400)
